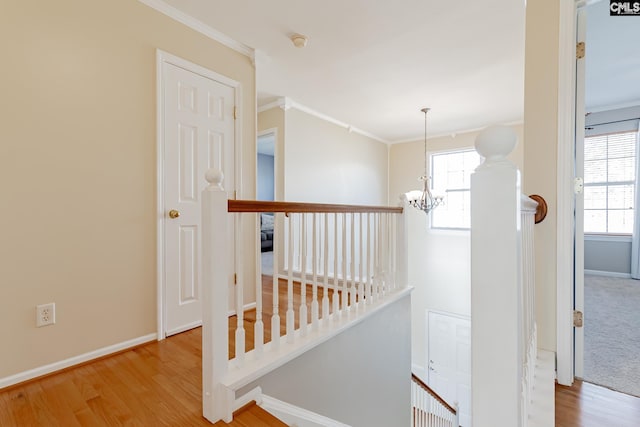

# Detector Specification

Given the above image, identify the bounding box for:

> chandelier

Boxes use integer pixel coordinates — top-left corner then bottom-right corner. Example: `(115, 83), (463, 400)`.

(409, 107), (444, 214)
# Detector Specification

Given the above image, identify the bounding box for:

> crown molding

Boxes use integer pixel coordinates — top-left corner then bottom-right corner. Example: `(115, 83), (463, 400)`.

(391, 119), (525, 145)
(258, 97), (389, 144)
(138, 0), (254, 59)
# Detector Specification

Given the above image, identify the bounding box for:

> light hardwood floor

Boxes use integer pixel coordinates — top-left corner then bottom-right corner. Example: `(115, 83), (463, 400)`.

(2, 276), (639, 426)
(556, 380), (640, 427)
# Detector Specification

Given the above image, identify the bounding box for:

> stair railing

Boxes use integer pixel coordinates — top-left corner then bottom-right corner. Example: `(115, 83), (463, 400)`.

(411, 373), (458, 427)
(201, 169), (410, 423)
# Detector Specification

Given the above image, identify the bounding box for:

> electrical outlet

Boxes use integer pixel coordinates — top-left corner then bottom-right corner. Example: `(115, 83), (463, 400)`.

(36, 303), (56, 327)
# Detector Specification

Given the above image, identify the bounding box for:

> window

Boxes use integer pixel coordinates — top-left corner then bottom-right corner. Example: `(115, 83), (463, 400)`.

(430, 149), (482, 229)
(584, 131), (637, 234)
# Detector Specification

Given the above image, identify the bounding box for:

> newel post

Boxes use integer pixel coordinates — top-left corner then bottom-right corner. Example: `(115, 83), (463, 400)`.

(202, 169), (232, 423)
(470, 126), (523, 427)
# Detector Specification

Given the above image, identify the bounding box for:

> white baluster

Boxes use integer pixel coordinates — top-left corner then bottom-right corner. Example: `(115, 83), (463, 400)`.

(299, 213), (308, 336)
(366, 213), (372, 305)
(286, 214), (295, 342)
(235, 214), (245, 365)
(322, 213), (330, 321)
(332, 213), (340, 319)
(254, 213), (263, 355)
(271, 213), (280, 349)
(350, 212), (356, 312)
(311, 213), (319, 331)
(341, 212), (348, 313)
(358, 212), (364, 310)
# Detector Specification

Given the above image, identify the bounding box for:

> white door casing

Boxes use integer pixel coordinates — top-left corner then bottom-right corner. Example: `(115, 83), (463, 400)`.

(427, 311), (472, 427)
(157, 51), (239, 338)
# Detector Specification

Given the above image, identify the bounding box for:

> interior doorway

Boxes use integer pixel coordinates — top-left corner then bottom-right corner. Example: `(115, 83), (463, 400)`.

(156, 50), (239, 339)
(575, 0), (640, 397)
(257, 130), (276, 276)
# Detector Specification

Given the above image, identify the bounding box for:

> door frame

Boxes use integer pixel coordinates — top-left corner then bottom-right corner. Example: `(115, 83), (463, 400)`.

(156, 49), (243, 340)
(557, 0), (590, 385)
(257, 127), (279, 201)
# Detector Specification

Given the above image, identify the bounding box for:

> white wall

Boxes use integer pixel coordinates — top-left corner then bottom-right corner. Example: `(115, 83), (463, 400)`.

(284, 108), (388, 205)
(257, 153), (275, 201)
(389, 126), (524, 372)
(238, 294), (412, 427)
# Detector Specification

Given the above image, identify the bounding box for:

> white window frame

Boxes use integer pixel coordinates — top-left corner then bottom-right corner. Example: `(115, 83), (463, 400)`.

(429, 148), (482, 231)
(583, 130), (637, 236)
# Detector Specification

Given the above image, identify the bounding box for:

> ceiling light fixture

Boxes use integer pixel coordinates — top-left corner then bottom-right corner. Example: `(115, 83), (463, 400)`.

(290, 33), (308, 48)
(409, 107), (444, 215)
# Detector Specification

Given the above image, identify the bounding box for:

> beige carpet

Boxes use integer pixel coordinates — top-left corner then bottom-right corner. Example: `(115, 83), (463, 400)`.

(584, 274), (640, 397)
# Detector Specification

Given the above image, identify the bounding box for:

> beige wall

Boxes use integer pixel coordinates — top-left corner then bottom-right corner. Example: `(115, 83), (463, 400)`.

(0, 0), (255, 379)
(284, 108), (388, 205)
(523, 0), (560, 352)
(389, 126), (525, 371)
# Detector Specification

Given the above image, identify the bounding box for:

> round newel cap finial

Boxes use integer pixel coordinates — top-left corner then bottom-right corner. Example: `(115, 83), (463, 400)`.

(475, 126), (518, 163)
(205, 169), (224, 188)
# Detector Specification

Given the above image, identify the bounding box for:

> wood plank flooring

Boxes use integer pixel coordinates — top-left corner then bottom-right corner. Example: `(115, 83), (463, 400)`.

(2, 275), (639, 426)
(556, 380), (640, 427)
(0, 328), (285, 426)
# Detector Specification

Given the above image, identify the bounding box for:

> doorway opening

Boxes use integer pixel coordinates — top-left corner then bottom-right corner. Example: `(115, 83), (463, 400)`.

(576, 0), (640, 397)
(257, 130), (276, 276)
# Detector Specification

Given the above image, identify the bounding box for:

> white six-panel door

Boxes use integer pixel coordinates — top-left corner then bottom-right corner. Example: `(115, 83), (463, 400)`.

(162, 60), (235, 337)
(428, 310), (472, 426)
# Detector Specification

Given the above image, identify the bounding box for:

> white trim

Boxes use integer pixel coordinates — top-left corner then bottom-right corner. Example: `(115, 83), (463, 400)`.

(0, 333), (156, 390)
(234, 386), (263, 411)
(222, 288), (412, 390)
(259, 97), (389, 144)
(556, 0), (579, 386)
(587, 100), (640, 114)
(227, 302), (258, 317)
(166, 321), (203, 337)
(584, 269), (633, 279)
(156, 49), (242, 340)
(156, 48), (165, 341)
(391, 120), (525, 145)
(260, 394), (352, 427)
(137, 0), (254, 58)
(584, 234), (632, 243)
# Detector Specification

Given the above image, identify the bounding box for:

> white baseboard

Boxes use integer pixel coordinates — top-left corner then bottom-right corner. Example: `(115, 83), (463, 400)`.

(260, 394), (352, 427)
(227, 301), (257, 317)
(0, 333), (157, 389)
(584, 269), (632, 279)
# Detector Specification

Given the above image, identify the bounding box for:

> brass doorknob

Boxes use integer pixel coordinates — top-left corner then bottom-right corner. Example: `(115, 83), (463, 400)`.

(168, 209), (180, 219)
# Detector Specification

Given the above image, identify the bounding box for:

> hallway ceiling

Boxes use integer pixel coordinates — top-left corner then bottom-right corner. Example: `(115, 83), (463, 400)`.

(162, 0), (526, 142)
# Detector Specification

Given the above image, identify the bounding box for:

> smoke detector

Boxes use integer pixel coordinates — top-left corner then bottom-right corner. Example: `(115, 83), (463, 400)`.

(290, 33), (308, 48)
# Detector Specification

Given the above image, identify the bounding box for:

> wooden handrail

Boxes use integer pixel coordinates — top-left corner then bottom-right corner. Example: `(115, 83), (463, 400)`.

(411, 373), (457, 415)
(228, 199), (403, 214)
